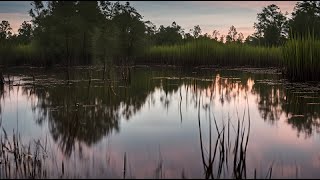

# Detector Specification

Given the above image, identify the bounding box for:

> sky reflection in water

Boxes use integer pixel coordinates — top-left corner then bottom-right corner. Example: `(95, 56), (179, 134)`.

(0, 67), (319, 178)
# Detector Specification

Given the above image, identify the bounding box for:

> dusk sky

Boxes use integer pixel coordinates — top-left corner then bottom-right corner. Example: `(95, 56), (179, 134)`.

(0, 1), (298, 38)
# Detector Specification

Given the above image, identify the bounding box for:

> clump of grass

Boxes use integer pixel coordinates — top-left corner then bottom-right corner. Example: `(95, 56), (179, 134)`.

(0, 128), (49, 179)
(198, 103), (251, 179)
(282, 31), (320, 81)
(142, 39), (283, 67)
(197, 91), (275, 179)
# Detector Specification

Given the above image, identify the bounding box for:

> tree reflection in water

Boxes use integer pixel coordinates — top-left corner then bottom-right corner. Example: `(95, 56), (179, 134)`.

(6, 67), (318, 157)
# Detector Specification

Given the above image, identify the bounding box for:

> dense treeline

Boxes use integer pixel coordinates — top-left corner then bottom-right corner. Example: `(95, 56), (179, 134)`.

(0, 1), (149, 66)
(0, 1), (320, 81)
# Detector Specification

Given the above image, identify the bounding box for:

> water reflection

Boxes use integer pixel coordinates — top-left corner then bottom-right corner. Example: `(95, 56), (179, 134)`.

(253, 79), (320, 137)
(20, 75), (155, 156)
(1, 67), (320, 178)
(6, 67), (320, 154)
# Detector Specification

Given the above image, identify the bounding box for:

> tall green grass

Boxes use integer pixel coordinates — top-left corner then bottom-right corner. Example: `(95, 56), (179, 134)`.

(1, 36), (320, 83)
(0, 43), (41, 66)
(141, 39), (283, 67)
(282, 32), (320, 81)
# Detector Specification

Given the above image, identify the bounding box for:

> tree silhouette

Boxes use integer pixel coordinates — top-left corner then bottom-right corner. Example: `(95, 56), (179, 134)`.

(226, 25), (238, 43)
(253, 4), (288, 46)
(289, 1), (320, 38)
(192, 25), (202, 38)
(0, 20), (12, 41)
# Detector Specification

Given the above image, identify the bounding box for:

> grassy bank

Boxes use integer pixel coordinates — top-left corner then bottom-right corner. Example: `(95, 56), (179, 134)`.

(282, 33), (320, 81)
(141, 39), (283, 67)
(1, 37), (320, 82)
(142, 37), (320, 82)
(0, 43), (42, 67)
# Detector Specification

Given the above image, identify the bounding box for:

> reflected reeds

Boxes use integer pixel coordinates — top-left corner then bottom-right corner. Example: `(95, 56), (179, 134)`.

(197, 92), (251, 179)
(0, 66), (319, 178)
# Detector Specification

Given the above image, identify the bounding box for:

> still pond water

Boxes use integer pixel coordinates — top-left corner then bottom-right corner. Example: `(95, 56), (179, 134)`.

(1, 66), (320, 178)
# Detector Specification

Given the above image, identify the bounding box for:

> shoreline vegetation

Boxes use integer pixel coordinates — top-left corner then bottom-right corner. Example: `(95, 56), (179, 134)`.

(0, 1), (319, 82)
(142, 39), (283, 67)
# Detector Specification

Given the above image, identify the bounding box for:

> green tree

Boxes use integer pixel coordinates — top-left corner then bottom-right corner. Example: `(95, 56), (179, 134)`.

(111, 2), (146, 61)
(92, 20), (119, 80)
(0, 20), (12, 41)
(219, 35), (225, 43)
(144, 20), (157, 46)
(236, 32), (244, 43)
(192, 25), (202, 38)
(289, 1), (320, 38)
(226, 25), (237, 43)
(28, 1), (108, 66)
(253, 4), (288, 46)
(29, 1), (76, 65)
(17, 21), (33, 44)
(154, 21), (183, 45)
(244, 34), (265, 46)
(212, 29), (220, 41)
(185, 32), (193, 39)
(76, 1), (104, 64)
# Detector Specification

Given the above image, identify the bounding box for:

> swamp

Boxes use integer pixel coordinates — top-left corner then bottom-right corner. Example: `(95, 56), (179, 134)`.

(0, 1), (320, 179)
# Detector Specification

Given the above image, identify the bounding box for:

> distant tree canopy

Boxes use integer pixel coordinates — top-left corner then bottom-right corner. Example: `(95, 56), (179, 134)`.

(17, 21), (33, 44)
(192, 25), (202, 39)
(153, 21), (184, 45)
(247, 1), (320, 46)
(226, 25), (238, 43)
(252, 4), (288, 46)
(0, 20), (33, 45)
(0, 20), (13, 41)
(1, 1), (320, 67)
(26, 1), (149, 66)
(212, 30), (220, 41)
(288, 1), (320, 38)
